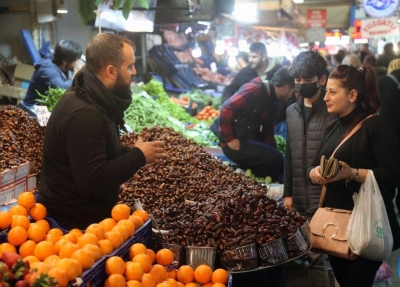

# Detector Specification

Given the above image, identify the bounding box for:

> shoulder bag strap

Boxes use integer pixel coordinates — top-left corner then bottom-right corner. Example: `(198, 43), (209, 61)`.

(319, 114), (375, 207)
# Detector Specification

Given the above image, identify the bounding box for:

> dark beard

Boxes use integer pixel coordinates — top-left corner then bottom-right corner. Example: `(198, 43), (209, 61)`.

(110, 74), (132, 100)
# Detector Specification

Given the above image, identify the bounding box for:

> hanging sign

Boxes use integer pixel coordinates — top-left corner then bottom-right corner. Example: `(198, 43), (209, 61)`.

(363, 0), (399, 18)
(361, 17), (400, 38)
(306, 9), (327, 28)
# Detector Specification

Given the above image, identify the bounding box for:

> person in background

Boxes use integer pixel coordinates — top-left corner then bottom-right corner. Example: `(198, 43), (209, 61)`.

(378, 58), (400, 214)
(342, 54), (361, 67)
(359, 43), (371, 64)
(221, 42), (282, 103)
(377, 43), (398, 68)
(37, 34), (167, 229)
(309, 64), (400, 286)
(23, 39), (83, 106)
(363, 54), (387, 76)
(284, 51), (336, 287)
(325, 54), (334, 73)
(332, 53), (344, 69)
(210, 67), (295, 182)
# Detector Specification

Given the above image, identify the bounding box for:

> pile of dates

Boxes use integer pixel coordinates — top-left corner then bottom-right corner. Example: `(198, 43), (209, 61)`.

(0, 106), (44, 174)
(120, 127), (306, 251)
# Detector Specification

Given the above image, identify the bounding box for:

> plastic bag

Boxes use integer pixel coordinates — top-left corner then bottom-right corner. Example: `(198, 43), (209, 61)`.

(374, 261), (392, 282)
(346, 170), (393, 260)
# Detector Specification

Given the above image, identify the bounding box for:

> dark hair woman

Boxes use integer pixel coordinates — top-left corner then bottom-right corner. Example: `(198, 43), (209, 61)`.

(308, 64), (400, 286)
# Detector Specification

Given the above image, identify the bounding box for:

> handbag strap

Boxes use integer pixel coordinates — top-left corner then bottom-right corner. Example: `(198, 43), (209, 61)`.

(319, 114), (375, 207)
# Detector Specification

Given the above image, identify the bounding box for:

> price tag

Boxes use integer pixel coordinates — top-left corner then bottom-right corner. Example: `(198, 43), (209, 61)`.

(134, 199), (144, 210)
(33, 106), (51, 127)
(14, 181), (27, 198)
(15, 162), (30, 181)
(0, 186), (14, 205)
(1, 169), (16, 186)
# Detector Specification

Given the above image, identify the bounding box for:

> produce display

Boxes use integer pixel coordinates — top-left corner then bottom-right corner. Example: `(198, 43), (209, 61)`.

(179, 89), (222, 110)
(119, 127), (307, 253)
(195, 106), (220, 121)
(0, 106), (43, 174)
(169, 96), (197, 110)
(173, 51), (193, 63)
(193, 66), (232, 85)
(274, 135), (286, 155)
(36, 88), (66, 112)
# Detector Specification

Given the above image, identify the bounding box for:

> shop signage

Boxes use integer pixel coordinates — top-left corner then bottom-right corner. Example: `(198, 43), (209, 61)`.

(361, 17), (400, 38)
(363, 0), (399, 18)
(306, 9), (327, 28)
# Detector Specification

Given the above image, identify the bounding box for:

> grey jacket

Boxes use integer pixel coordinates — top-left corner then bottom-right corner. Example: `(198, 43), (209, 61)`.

(283, 94), (335, 215)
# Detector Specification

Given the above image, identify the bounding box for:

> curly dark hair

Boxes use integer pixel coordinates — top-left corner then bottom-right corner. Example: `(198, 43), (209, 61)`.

(270, 66), (294, 88)
(289, 51), (327, 79)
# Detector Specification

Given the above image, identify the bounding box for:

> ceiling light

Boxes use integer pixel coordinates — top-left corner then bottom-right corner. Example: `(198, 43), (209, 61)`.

(293, 0), (304, 3)
(57, 1), (68, 13)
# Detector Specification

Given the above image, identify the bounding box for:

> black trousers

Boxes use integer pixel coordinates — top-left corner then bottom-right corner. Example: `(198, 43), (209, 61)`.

(222, 140), (284, 182)
(328, 255), (381, 287)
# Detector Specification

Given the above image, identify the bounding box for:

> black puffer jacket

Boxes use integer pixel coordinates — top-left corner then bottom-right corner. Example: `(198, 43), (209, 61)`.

(283, 94), (336, 215)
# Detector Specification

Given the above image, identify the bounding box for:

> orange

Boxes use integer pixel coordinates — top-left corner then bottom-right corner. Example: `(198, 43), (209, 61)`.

(129, 215), (144, 229)
(82, 244), (102, 261)
(27, 223), (46, 243)
(54, 258), (82, 281)
(132, 254), (152, 273)
(211, 284), (226, 287)
(184, 284), (197, 287)
(111, 204), (131, 222)
(168, 269), (177, 280)
(129, 243), (147, 259)
(34, 241), (55, 261)
(71, 248), (95, 270)
(43, 254), (60, 267)
(211, 269), (228, 284)
(127, 280), (143, 287)
(177, 283), (184, 287)
(177, 265), (194, 284)
(23, 255), (40, 265)
(99, 218), (117, 232)
(0, 211), (12, 229)
(165, 278), (178, 287)
(48, 267), (69, 287)
(30, 262), (51, 274)
(98, 239), (114, 255)
(69, 228), (84, 238)
(59, 243), (79, 259)
(44, 234), (60, 245)
(105, 274), (126, 287)
(11, 215), (31, 230)
(117, 219), (135, 237)
(0, 242), (17, 255)
(18, 192), (36, 209)
(47, 228), (64, 237)
(156, 249), (174, 266)
(142, 273), (156, 287)
(149, 267), (162, 285)
(8, 226), (28, 246)
(85, 223), (105, 240)
(132, 210), (149, 223)
(203, 283), (213, 287)
(28, 203), (46, 220)
(147, 249), (156, 264)
(54, 239), (70, 255)
(19, 240), (37, 258)
(35, 219), (50, 233)
(194, 265), (212, 284)
(152, 264), (169, 281)
(9, 205), (28, 217)
(105, 256), (126, 275)
(125, 261), (145, 281)
(77, 232), (98, 248)
(111, 224), (129, 241)
(61, 233), (78, 244)
(156, 283), (169, 287)
(104, 231), (124, 249)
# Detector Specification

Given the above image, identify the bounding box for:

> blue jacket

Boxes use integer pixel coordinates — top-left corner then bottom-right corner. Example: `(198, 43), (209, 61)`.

(24, 57), (72, 105)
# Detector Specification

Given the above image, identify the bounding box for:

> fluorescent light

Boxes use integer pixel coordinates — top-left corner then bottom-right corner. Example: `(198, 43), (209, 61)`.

(299, 42), (309, 47)
(57, 2), (68, 14)
(293, 0), (304, 3)
(192, 46), (202, 57)
(233, 3), (258, 23)
(197, 21), (210, 26)
(354, 39), (369, 44)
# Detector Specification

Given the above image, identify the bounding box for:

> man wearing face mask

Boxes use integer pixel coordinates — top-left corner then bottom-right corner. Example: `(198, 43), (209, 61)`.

(37, 34), (167, 230)
(221, 42), (282, 104)
(284, 51), (336, 287)
(210, 67), (295, 182)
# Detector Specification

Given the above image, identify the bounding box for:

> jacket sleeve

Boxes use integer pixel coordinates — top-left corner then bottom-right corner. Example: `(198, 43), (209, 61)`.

(221, 69), (251, 103)
(40, 66), (73, 90)
(62, 109), (146, 195)
(283, 131), (293, 197)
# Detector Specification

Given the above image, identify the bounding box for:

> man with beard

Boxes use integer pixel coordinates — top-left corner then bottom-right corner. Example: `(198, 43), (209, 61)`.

(221, 42), (282, 103)
(37, 34), (167, 229)
(24, 39), (83, 106)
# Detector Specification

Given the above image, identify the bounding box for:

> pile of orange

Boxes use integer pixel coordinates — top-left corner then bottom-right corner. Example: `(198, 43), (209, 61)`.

(0, 194), (153, 285)
(104, 243), (229, 287)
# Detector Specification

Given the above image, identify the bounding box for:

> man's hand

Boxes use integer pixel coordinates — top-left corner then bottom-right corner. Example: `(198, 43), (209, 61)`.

(134, 137), (167, 165)
(227, 139), (240, 150)
(284, 197), (293, 211)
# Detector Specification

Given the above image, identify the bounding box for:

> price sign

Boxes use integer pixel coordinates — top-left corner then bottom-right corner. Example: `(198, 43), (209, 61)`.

(33, 106), (51, 127)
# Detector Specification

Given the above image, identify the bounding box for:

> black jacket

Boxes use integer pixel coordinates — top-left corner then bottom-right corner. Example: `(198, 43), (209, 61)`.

(283, 94), (335, 215)
(37, 68), (145, 230)
(311, 115), (400, 251)
(378, 69), (400, 152)
(221, 61), (282, 103)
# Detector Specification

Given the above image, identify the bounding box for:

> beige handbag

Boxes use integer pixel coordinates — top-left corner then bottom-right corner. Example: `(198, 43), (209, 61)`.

(310, 115), (374, 260)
